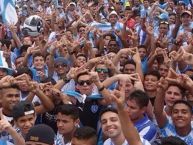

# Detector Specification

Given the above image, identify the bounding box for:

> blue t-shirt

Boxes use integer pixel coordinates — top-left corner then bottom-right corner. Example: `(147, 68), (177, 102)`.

(134, 114), (158, 143)
(160, 121), (193, 145)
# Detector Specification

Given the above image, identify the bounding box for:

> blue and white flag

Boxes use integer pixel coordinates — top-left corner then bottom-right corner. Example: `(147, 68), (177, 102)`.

(0, 0), (18, 25)
(0, 51), (14, 75)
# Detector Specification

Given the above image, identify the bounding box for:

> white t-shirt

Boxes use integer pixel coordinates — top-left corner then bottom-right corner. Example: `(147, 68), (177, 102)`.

(104, 137), (151, 145)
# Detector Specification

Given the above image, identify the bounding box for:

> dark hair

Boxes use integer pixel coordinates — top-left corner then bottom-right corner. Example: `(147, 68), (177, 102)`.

(167, 83), (185, 98)
(0, 84), (20, 91)
(16, 55), (24, 61)
(20, 45), (30, 54)
(128, 90), (149, 108)
(161, 136), (187, 145)
(41, 77), (56, 85)
(0, 39), (11, 48)
(56, 104), (79, 120)
(103, 33), (115, 39)
(144, 70), (161, 80)
(133, 9), (140, 17)
(138, 45), (147, 50)
(14, 67), (33, 79)
(76, 53), (87, 61)
(77, 25), (86, 32)
(76, 71), (89, 83)
(33, 52), (44, 61)
(172, 100), (192, 114)
(73, 126), (97, 145)
(169, 12), (176, 17)
(125, 6), (132, 11)
(99, 107), (118, 120)
(123, 59), (136, 70)
(66, 29), (73, 34)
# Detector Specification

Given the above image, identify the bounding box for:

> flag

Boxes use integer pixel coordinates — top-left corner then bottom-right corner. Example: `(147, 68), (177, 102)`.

(0, 51), (14, 75)
(0, 0), (18, 25)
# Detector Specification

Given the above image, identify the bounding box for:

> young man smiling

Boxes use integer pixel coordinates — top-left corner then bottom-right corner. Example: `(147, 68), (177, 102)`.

(100, 107), (151, 145)
(157, 100), (193, 144)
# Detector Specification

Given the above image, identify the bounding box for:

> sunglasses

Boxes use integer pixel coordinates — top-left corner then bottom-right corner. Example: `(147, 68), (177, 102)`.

(77, 80), (92, 86)
(79, 29), (85, 32)
(95, 68), (109, 73)
(55, 64), (67, 68)
(160, 21), (169, 25)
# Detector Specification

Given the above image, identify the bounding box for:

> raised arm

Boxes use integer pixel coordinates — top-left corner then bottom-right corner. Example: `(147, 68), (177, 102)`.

(8, 24), (22, 48)
(112, 48), (131, 66)
(27, 81), (54, 114)
(0, 112), (25, 145)
(154, 77), (168, 128)
(170, 47), (193, 65)
(112, 81), (143, 145)
(132, 47), (144, 81)
(89, 71), (113, 104)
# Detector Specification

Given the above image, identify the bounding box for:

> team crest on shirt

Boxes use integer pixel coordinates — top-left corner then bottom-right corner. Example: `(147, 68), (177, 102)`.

(91, 104), (98, 113)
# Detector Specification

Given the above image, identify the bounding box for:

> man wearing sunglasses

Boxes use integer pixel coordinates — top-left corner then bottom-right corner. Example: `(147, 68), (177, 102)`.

(75, 71), (104, 131)
(51, 57), (75, 92)
(95, 64), (109, 82)
(53, 57), (69, 80)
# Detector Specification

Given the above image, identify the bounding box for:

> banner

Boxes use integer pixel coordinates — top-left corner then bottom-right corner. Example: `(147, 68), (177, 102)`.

(0, 0), (18, 25)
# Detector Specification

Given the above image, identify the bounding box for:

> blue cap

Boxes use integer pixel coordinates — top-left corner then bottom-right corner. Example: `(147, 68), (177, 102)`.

(54, 57), (69, 65)
(158, 13), (169, 21)
(178, 1), (185, 5)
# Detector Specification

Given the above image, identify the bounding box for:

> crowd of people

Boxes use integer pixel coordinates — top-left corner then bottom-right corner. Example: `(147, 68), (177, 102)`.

(0, 0), (193, 144)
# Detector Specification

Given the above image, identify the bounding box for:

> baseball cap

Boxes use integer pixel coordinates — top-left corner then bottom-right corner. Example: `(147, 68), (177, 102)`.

(69, 2), (76, 6)
(54, 57), (69, 66)
(109, 11), (118, 17)
(158, 13), (169, 21)
(25, 124), (55, 144)
(12, 101), (35, 119)
(178, 1), (185, 6)
(181, 10), (192, 17)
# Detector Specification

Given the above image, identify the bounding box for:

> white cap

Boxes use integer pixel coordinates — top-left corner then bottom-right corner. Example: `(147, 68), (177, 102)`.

(69, 2), (76, 6)
(109, 11), (118, 17)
